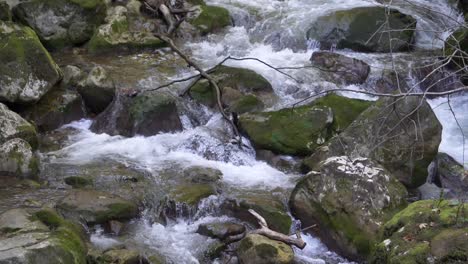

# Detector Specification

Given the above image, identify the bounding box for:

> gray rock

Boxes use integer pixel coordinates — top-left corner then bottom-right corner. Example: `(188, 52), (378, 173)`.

(0, 2), (11, 21)
(0, 21), (62, 104)
(77, 66), (115, 114)
(310, 51), (370, 85)
(13, 0), (106, 50)
(0, 103), (37, 147)
(197, 222), (245, 240)
(431, 153), (468, 199)
(0, 138), (39, 179)
(291, 156), (407, 260)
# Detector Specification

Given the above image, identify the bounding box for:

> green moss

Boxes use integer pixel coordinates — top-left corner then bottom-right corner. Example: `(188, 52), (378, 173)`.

(239, 197), (292, 234)
(34, 209), (65, 229)
(312, 94), (372, 132)
(64, 176), (92, 188)
(229, 95), (264, 114)
(95, 202), (138, 223)
(69, 0), (105, 9)
(170, 184), (216, 206)
(191, 5), (231, 35)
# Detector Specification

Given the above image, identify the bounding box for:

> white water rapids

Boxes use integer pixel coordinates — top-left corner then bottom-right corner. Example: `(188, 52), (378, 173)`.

(48, 0), (467, 263)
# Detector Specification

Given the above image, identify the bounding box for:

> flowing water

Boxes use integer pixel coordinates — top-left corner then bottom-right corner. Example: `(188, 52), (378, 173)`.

(45, 0), (467, 263)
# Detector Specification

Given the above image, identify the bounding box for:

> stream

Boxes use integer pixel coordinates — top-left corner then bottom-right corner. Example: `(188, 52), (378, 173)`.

(42, 0), (467, 263)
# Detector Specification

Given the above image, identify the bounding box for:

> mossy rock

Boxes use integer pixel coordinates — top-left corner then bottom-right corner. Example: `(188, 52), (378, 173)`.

(91, 92), (183, 137)
(169, 184), (217, 206)
(0, 208), (87, 264)
(370, 200), (468, 264)
(302, 96), (442, 188)
(87, 6), (165, 53)
(0, 103), (38, 148)
(190, 65), (274, 111)
(307, 6), (416, 52)
(56, 190), (138, 224)
(291, 156), (407, 261)
(13, 0), (106, 50)
(0, 2), (12, 21)
(237, 234), (294, 264)
(0, 138), (39, 179)
(445, 28), (468, 72)
(21, 87), (85, 132)
(0, 21), (62, 104)
(64, 176), (93, 188)
(190, 5), (231, 35)
(77, 65), (115, 114)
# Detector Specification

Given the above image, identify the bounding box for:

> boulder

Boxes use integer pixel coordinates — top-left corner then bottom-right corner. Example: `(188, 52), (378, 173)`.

(13, 0), (106, 50)
(290, 156), (407, 260)
(445, 28), (468, 73)
(0, 2), (11, 21)
(0, 21), (62, 104)
(237, 234), (294, 264)
(310, 51), (370, 85)
(370, 200), (468, 264)
(189, 4), (231, 35)
(431, 153), (468, 199)
(307, 7), (416, 52)
(0, 103), (37, 148)
(0, 208), (87, 264)
(303, 96), (442, 188)
(197, 222), (245, 240)
(87, 5), (165, 53)
(21, 88), (85, 131)
(91, 91), (182, 137)
(190, 66), (274, 112)
(239, 94), (372, 155)
(56, 189), (138, 225)
(101, 249), (150, 264)
(77, 66), (115, 114)
(0, 138), (39, 179)
(374, 70), (409, 94)
(412, 63), (464, 98)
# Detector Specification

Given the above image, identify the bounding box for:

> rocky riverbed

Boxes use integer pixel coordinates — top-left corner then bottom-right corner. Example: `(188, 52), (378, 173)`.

(0, 0), (467, 263)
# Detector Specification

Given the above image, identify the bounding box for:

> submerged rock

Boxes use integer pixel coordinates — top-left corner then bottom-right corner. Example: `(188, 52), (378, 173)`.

(0, 21), (62, 104)
(370, 200), (468, 264)
(303, 96), (442, 188)
(0, 208), (87, 264)
(91, 91), (182, 137)
(190, 66), (274, 113)
(307, 7), (416, 52)
(56, 189), (138, 225)
(0, 103), (37, 148)
(237, 234), (294, 264)
(87, 5), (165, 53)
(77, 66), (115, 114)
(239, 94), (371, 155)
(310, 51), (370, 85)
(0, 138), (39, 179)
(13, 0), (106, 50)
(290, 156), (407, 260)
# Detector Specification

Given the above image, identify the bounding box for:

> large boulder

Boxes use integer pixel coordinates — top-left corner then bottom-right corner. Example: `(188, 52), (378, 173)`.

(0, 208), (87, 264)
(56, 189), (138, 225)
(303, 96), (442, 188)
(239, 94), (372, 155)
(371, 200), (468, 264)
(21, 88), (85, 131)
(0, 103), (37, 148)
(290, 156), (407, 260)
(0, 21), (62, 104)
(237, 234), (294, 264)
(190, 66), (274, 113)
(77, 66), (115, 114)
(91, 91), (182, 137)
(0, 138), (39, 179)
(311, 51), (370, 85)
(87, 5), (165, 53)
(13, 0), (106, 50)
(307, 7), (416, 52)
